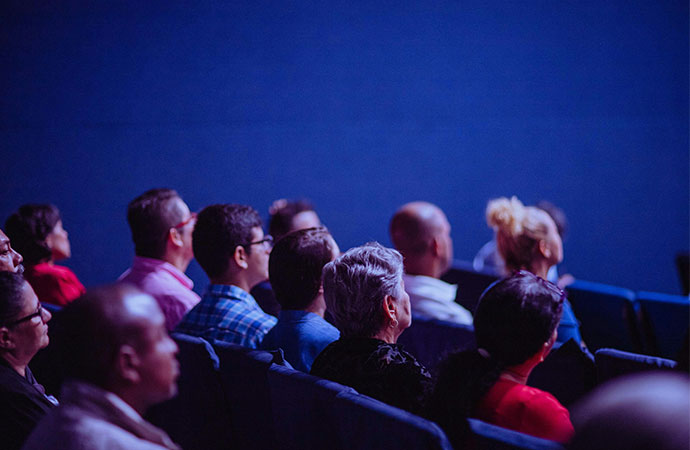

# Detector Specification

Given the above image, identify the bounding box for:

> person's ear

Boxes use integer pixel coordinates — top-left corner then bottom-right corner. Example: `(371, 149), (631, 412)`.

(0, 327), (14, 350)
(383, 294), (397, 322)
(233, 245), (249, 269)
(540, 329), (558, 361)
(430, 236), (441, 257)
(538, 239), (551, 259)
(168, 228), (184, 249)
(116, 345), (141, 384)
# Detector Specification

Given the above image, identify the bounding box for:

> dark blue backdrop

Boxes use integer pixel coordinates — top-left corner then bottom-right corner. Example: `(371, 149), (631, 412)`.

(2, 1), (688, 294)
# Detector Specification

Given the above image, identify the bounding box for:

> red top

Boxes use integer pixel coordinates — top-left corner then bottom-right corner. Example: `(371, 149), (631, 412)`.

(475, 378), (574, 443)
(25, 262), (86, 307)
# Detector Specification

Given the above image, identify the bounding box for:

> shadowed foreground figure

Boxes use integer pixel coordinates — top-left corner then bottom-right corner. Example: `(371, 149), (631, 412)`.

(23, 284), (181, 450)
(427, 271), (573, 446)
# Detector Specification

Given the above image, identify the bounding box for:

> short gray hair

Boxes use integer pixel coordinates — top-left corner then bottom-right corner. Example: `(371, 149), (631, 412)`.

(322, 242), (404, 338)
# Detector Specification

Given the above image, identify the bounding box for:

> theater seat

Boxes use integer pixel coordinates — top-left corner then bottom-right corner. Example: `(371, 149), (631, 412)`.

(467, 419), (565, 450)
(594, 348), (677, 384)
(441, 260), (499, 314)
(145, 333), (233, 450)
(637, 291), (690, 359)
(397, 316), (475, 369)
(565, 280), (640, 352)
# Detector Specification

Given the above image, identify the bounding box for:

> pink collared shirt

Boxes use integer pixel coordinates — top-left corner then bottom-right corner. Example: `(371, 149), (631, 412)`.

(118, 256), (201, 331)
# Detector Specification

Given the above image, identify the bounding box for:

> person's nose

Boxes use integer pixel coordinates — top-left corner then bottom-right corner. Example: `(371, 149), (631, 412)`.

(12, 248), (22, 266)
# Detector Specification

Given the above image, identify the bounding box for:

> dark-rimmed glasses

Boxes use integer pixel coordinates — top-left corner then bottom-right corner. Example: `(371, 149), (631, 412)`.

(4, 303), (45, 327)
(241, 235), (274, 249)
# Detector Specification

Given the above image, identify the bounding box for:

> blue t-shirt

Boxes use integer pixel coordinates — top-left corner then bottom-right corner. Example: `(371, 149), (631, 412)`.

(557, 299), (582, 344)
(261, 310), (339, 372)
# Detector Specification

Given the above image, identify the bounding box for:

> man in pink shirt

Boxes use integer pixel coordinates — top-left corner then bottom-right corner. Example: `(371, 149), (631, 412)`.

(119, 188), (200, 330)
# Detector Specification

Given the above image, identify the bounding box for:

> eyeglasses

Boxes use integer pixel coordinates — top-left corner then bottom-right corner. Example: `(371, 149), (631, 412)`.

(5, 303), (45, 327)
(241, 235), (274, 249)
(173, 212), (198, 230)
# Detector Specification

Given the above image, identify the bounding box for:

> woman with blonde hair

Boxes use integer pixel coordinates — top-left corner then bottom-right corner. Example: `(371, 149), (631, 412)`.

(486, 196), (581, 345)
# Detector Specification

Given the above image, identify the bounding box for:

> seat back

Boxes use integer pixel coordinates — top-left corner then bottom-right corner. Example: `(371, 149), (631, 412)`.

(565, 280), (640, 352)
(267, 364), (355, 449)
(214, 341), (283, 450)
(441, 260), (499, 314)
(145, 333), (233, 450)
(467, 419), (565, 450)
(637, 291), (689, 359)
(676, 252), (689, 295)
(397, 316), (475, 369)
(594, 348), (677, 384)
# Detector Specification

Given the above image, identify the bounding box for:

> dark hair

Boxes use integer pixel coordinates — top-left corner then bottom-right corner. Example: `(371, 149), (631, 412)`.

(4, 204), (61, 266)
(127, 188), (185, 259)
(0, 272), (27, 326)
(55, 284), (150, 386)
(269, 227), (335, 310)
(268, 199), (315, 242)
(426, 271), (564, 445)
(536, 200), (569, 239)
(193, 204), (263, 279)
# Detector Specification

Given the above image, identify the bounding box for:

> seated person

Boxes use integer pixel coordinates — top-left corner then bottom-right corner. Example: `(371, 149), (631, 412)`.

(260, 227), (340, 372)
(23, 284), (180, 450)
(0, 272), (57, 450)
(0, 229), (24, 274)
(253, 199), (322, 317)
(390, 201), (472, 325)
(485, 196), (582, 345)
(118, 188), (200, 331)
(310, 242), (432, 415)
(5, 204), (85, 306)
(175, 204), (276, 348)
(427, 271), (574, 445)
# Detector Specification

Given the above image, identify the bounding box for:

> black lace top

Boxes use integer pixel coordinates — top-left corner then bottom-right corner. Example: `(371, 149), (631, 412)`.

(310, 337), (432, 415)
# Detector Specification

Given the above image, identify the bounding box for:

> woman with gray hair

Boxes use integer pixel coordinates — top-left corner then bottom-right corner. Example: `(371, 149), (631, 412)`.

(310, 242), (432, 415)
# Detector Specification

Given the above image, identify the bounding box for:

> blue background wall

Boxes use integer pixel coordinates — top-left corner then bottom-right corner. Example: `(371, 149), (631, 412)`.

(2, 1), (688, 294)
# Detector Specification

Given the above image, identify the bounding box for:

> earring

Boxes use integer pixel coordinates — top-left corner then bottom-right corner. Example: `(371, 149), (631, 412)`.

(390, 318), (399, 328)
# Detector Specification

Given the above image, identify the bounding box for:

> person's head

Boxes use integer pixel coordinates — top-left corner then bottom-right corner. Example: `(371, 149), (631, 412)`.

(5, 204), (70, 266)
(269, 227), (339, 311)
(390, 201), (453, 278)
(127, 188), (195, 268)
(268, 199), (321, 242)
(474, 270), (564, 366)
(322, 242), (410, 342)
(57, 284), (179, 414)
(193, 204), (270, 289)
(486, 196), (563, 274)
(535, 200), (569, 239)
(0, 229), (24, 274)
(0, 272), (51, 365)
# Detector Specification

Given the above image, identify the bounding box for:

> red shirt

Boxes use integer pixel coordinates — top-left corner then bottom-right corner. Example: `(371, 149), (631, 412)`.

(25, 262), (86, 307)
(475, 378), (574, 442)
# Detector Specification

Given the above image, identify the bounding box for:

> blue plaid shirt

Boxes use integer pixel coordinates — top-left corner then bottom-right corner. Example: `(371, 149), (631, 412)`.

(175, 284), (277, 348)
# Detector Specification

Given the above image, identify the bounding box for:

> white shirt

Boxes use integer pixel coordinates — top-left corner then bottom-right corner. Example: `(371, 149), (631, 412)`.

(403, 274), (473, 325)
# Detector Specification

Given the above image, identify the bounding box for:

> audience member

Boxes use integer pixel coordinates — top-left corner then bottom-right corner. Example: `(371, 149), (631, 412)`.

(260, 227), (340, 371)
(5, 204), (85, 306)
(23, 284), (180, 450)
(119, 188), (200, 331)
(310, 242), (432, 415)
(0, 272), (56, 450)
(485, 196), (582, 345)
(427, 270), (573, 445)
(252, 198), (322, 317)
(570, 373), (689, 450)
(390, 201), (472, 325)
(0, 229), (24, 274)
(175, 204), (277, 348)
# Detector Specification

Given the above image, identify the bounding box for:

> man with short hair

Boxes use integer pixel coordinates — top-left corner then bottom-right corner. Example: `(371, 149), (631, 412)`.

(260, 227), (340, 371)
(119, 188), (200, 331)
(0, 229), (24, 274)
(175, 204), (276, 348)
(23, 284), (180, 450)
(390, 201), (472, 325)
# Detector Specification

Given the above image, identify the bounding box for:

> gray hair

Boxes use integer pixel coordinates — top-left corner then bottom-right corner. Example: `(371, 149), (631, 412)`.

(322, 242), (404, 338)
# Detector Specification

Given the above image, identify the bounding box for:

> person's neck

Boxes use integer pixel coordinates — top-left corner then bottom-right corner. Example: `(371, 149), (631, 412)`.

(499, 352), (542, 385)
(303, 295), (326, 318)
(1, 353), (28, 377)
(404, 257), (442, 279)
(161, 252), (190, 273)
(529, 261), (550, 281)
(371, 326), (398, 345)
(210, 274), (252, 293)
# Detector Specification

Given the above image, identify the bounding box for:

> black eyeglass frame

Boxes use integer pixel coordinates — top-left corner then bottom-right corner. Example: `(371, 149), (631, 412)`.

(3, 303), (45, 327)
(241, 235), (274, 249)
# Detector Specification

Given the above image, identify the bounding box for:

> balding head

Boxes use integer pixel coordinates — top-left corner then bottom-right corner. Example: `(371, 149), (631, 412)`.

(390, 202), (453, 278)
(57, 284), (179, 412)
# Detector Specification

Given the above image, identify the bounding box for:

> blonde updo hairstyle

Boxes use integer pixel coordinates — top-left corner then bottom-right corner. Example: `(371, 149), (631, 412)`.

(486, 196), (553, 273)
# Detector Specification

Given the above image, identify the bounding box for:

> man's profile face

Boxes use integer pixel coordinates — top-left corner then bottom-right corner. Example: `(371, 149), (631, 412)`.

(433, 210), (454, 273)
(0, 230), (24, 274)
(128, 295), (180, 405)
(246, 226), (271, 288)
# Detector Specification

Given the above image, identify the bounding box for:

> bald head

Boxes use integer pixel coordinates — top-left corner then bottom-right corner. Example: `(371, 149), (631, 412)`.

(390, 202), (453, 278)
